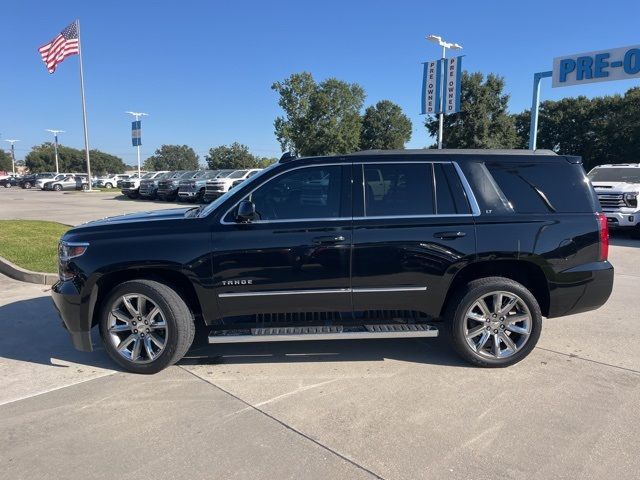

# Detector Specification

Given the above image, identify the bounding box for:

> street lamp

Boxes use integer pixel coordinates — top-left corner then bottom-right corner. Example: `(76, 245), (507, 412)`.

(45, 129), (65, 174)
(426, 34), (463, 149)
(125, 111), (148, 177)
(4, 139), (19, 174)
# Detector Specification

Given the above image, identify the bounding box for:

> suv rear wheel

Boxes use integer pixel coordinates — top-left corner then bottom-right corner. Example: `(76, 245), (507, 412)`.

(446, 277), (542, 367)
(99, 280), (195, 374)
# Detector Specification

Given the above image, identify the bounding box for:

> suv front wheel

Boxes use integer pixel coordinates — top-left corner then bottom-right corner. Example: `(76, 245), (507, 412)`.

(446, 277), (542, 367)
(99, 280), (195, 374)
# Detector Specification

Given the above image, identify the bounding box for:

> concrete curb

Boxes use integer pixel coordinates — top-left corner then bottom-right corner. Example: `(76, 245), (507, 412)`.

(0, 255), (57, 285)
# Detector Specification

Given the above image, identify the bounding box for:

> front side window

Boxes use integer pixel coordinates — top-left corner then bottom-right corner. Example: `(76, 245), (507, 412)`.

(243, 166), (343, 221)
(363, 163), (434, 216)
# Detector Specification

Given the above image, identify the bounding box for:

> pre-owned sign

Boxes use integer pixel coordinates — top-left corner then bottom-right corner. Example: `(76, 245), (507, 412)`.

(552, 44), (640, 88)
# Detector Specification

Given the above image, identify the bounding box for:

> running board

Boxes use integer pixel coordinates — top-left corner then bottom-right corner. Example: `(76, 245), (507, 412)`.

(208, 324), (438, 344)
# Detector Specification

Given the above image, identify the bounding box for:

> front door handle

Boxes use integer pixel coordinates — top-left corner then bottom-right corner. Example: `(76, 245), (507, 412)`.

(312, 235), (346, 245)
(434, 231), (466, 240)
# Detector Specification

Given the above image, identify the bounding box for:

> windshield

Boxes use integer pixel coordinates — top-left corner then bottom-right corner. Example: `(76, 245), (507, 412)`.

(198, 163), (278, 217)
(588, 167), (640, 183)
(156, 172), (173, 180)
(180, 170), (198, 179)
(215, 170), (235, 178)
(228, 170), (249, 179)
(141, 172), (154, 179)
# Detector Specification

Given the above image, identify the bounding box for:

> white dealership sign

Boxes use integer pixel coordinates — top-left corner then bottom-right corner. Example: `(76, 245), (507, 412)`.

(552, 44), (640, 88)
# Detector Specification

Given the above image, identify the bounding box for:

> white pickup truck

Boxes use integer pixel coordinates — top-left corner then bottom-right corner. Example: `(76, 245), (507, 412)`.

(588, 163), (640, 238)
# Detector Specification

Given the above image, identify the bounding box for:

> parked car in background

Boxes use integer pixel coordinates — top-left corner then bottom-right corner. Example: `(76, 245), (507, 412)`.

(0, 175), (19, 188)
(121, 172), (160, 198)
(178, 169), (226, 203)
(116, 175), (133, 188)
(43, 175), (89, 191)
(96, 174), (128, 189)
(588, 163), (640, 238)
(20, 172), (55, 189)
(37, 173), (71, 190)
(138, 171), (170, 199)
(204, 169), (261, 201)
(157, 171), (198, 201)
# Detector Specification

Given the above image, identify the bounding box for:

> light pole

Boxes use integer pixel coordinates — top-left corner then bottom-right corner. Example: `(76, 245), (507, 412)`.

(45, 129), (65, 174)
(125, 111), (148, 177)
(426, 35), (462, 149)
(4, 139), (19, 174)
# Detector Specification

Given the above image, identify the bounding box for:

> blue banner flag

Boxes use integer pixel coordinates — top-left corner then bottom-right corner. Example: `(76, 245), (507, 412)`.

(444, 56), (463, 114)
(131, 120), (142, 146)
(421, 59), (442, 115)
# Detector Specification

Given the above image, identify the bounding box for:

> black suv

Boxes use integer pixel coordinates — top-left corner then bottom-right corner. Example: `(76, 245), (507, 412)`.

(52, 150), (613, 373)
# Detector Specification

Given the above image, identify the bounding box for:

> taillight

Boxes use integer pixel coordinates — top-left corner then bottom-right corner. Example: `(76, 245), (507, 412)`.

(596, 212), (609, 261)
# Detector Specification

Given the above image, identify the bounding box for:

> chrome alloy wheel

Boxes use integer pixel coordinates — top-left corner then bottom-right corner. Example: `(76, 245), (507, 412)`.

(107, 294), (168, 364)
(464, 291), (532, 359)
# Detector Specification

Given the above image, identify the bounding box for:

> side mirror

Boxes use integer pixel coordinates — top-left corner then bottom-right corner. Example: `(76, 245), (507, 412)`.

(236, 200), (256, 223)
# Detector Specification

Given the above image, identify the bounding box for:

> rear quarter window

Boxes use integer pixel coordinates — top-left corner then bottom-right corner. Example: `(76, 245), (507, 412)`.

(480, 161), (597, 214)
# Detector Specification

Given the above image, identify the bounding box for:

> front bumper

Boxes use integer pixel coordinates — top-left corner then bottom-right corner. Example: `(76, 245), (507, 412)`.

(603, 211), (639, 228)
(547, 261), (614, 318)
(51, 280), (96, 352)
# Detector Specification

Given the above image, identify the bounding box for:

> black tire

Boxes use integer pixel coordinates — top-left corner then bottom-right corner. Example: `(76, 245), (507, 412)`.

(196, 189), (205, 203)
(105, 183), (113, 189)
(98, 279), (195, 374)
(53, 184), (62, 191)
(445, 276), (542, 368)
(4, 183), (10, 188)
(630, 225), (640, 240)
(24, 182), (32, 189)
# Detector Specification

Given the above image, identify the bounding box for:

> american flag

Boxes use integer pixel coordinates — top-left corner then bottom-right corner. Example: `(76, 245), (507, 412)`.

(38, 21), (79, 74)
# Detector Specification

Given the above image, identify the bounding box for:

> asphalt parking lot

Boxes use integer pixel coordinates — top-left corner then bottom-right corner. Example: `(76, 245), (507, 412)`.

(1, 188), (639, 480)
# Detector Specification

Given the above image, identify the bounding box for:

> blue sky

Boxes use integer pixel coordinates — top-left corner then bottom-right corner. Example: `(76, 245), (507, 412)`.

(2, 0), (639, 165)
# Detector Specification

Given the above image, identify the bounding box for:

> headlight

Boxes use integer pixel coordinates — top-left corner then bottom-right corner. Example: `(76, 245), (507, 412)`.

(623, 193), (638, 208)
(58, 241), (89, 281)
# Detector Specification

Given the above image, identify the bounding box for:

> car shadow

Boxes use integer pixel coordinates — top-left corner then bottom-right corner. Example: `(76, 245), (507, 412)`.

(0, 296), (466, 370)
(0, 296), (119, 371)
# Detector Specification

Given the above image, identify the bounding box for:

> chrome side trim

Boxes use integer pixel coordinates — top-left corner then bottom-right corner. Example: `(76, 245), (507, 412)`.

(218, 288), (350, 298)
(452, 161), (482, 216)
(208, 329), (439, 344)
(352, 286), (427, 293)
(353, 214), (473, 220)
(218, 286), (426, 298)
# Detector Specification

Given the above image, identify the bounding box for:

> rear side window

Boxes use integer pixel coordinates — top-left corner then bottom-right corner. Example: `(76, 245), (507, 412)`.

(434, 164), (470, 214)
(363, 164), (434, 216)
(484, 162), (596, 213)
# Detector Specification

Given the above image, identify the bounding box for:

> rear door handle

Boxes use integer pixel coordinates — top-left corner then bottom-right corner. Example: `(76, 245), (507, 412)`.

(312, 235), (346, 245)
(434, 231), (466, 240)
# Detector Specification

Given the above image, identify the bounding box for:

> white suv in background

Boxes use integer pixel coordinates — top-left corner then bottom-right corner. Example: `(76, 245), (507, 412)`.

(36, 173), (70, 190)
(588, 163), (640, 238)
(204, 169), (261, 199)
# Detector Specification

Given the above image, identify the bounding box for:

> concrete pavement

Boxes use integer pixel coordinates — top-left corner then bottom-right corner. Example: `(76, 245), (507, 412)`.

(0, 188), (181, 226)
(1, 241), (639, 479)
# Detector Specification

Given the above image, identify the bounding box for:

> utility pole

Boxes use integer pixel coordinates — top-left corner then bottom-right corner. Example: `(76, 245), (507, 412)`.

(426, 35), (463, 149)
(45, 129), (65, 174)
(4, 139), (19, 174)
(125, 111), (148, 177)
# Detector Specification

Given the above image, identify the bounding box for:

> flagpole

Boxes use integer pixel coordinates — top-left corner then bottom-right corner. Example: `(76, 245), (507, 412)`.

(76, 19), (92, 191)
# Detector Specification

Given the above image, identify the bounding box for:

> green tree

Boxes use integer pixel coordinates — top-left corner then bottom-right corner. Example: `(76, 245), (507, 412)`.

(360, 100), (412, 150)
(272, 72), (365, 156)
(25, 143), (125, 174)
(0, 150), (12, 172)
(206, 142), (264, 170)
(514, 88), (640, 171)
(425, 72), (518, 149)
(143, 144), (199, 171)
